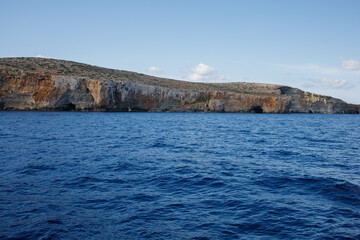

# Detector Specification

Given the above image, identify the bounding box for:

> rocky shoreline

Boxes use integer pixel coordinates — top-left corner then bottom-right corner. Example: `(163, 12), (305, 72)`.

(1, 58), (359, 113)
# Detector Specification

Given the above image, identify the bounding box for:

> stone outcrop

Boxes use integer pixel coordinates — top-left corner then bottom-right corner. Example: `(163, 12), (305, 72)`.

(0, 57), (359, 113)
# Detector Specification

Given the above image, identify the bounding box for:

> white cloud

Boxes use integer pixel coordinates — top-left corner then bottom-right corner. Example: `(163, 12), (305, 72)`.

(276, 62), (360, 82)
(186, 63), (226, 82)
(341, 58), (360, 70)
(192, 63), (214, 75)
(278, 59), (360, 73)
(276, 63), (340, 75)
(187, 72), (206, 81)
(310, 78), (353, 89)
(35, 54), (48, 58)
(147, 66), (163, 73)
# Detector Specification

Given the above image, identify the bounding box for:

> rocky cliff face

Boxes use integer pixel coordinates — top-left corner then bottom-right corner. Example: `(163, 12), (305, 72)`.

(0, 58), (359, 113)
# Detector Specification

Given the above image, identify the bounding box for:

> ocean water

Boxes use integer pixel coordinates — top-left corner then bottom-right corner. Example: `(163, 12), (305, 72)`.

(0, 112), (359, 240)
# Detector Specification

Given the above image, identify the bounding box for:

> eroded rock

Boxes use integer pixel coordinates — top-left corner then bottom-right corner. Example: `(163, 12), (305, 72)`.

(0, 58), (359, 113)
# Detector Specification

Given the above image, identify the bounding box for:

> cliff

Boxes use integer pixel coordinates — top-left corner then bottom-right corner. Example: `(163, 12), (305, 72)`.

(0, 57), (359, 113)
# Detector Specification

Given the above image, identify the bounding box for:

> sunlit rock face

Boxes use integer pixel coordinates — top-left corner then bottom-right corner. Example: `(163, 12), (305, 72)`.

(0, 58), (359, 113)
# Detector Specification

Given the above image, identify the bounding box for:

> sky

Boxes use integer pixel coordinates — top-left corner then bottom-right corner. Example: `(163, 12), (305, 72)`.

(1, 0), (360, 104)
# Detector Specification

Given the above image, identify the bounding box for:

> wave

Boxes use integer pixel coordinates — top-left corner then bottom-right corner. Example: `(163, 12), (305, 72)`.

(257, 175), (360, 206)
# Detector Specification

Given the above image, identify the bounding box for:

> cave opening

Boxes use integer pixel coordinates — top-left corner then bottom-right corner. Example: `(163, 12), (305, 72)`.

(63, 103), (76, 111)
(251, 106), (263, 113)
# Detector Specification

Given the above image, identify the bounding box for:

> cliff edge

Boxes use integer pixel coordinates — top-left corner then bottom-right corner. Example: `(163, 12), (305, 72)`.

(0, 57), (359, 113)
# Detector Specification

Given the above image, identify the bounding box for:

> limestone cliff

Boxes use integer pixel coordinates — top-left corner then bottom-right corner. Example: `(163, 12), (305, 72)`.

(0, 57), (359, 113)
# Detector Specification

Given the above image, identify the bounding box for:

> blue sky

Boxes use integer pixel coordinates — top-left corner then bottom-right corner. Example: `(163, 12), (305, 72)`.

(1, 0), (360, 103)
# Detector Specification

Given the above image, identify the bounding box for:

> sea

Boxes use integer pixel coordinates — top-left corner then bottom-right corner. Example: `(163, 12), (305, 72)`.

(0, 112), (359, 239)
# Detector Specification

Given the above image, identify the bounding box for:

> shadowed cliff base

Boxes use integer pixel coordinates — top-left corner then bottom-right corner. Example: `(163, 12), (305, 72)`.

(0, 57), (359, 113)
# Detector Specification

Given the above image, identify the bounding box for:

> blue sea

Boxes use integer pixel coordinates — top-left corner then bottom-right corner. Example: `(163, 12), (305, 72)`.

(0, 112), (359, 239)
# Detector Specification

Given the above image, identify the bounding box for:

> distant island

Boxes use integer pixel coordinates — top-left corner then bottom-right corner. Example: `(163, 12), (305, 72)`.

(0, 57), (359, 113)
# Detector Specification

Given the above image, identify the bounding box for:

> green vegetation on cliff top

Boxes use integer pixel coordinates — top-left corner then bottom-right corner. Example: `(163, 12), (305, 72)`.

(0, 57), (282, 96)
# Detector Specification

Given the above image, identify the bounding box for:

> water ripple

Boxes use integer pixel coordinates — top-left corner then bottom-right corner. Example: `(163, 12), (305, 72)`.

(0, 112), (359, 239)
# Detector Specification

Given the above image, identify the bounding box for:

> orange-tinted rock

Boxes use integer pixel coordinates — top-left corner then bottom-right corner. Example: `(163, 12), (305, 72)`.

(0, 65), (359, 113)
